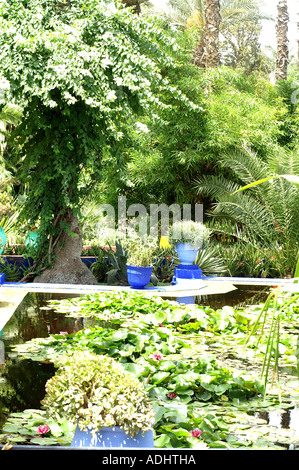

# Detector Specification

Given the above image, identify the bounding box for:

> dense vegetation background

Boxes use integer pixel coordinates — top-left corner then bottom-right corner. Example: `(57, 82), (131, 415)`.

(0, 0), (298, 280)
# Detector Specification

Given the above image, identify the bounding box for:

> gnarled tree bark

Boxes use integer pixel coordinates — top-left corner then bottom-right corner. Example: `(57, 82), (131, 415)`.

(205, 0), (221, 68)
(34, 208), (98, 285)
(276, 0), (289, 82)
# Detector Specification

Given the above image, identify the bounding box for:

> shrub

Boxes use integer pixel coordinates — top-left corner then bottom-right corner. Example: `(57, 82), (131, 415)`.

(41, 351), (155, 438)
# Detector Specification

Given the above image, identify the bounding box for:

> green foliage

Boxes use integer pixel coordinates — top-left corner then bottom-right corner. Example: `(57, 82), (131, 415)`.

(274, 77), (299, 149)
(105, 64), (289, 210)
(42, 351), (155, 438)
(126, 235), (158, 267)
(195, 246), (227, 276)
(215, 240), (289, 278)
(0, 258), (23, 282)
(195, 147), (299, 276)
(0, 410), (75, 446)
(101, 241), (128, 285)
(0, 0), (195, 264)
(245, 290), (299, 399)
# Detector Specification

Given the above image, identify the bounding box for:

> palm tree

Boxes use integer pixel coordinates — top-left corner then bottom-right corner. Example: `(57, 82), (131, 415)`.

(150, 0), (269, 69)
(0, 103), (22, 154)
(194, 147), (299, 271)
(276, 0), (289, 82)
(205, 0), (221, 68)
(122, 0), (151, 15)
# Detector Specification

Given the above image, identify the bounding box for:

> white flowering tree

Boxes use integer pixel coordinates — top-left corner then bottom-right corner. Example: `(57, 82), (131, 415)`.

(0, 0), (192, 283)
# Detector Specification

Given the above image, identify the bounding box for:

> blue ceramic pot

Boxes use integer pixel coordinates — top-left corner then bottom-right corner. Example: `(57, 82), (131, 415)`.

(71, 425), (154, 448)
(175, 243), (199, 265)
(127, 265), (153, 289)
(0, 227), (6, 255)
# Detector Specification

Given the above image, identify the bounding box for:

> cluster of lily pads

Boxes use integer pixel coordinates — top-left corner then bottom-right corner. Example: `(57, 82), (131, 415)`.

(1, 289), (299, 449)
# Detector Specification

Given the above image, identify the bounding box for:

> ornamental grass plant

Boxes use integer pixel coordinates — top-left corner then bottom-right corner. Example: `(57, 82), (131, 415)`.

(41, 351), (155, 438)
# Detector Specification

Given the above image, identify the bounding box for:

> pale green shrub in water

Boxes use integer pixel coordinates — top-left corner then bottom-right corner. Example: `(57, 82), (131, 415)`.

(42, 351), (155, 438)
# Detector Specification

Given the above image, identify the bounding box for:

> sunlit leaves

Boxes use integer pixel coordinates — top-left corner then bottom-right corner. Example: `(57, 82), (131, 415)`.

(0, 0), (198, 260)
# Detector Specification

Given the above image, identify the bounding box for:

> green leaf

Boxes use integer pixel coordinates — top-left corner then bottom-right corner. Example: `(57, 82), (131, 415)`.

(151, 372), (170, 384)
(154, 434), (171, 447)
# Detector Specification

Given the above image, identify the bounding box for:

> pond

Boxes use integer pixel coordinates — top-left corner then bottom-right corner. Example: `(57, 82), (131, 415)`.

(0, 292), (81, 428)
(0, 285), (299, 449)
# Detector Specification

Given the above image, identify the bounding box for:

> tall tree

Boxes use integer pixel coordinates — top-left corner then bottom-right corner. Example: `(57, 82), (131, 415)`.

(159, 0), (267, 69)
(122, 0), (141, 14)
(0, 0), (189, 284)
(205, 0), (221, 68)
(220, 19), (265, 74)
(276, 0), (289, 82)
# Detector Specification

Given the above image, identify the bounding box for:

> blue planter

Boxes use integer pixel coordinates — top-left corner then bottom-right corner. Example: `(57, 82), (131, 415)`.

(127, 265), (153, 289)
(175, 243), (199, 265)
(0, 228), (6, 255)
(0, 273), (4, 285)
(71, 425), (154, 448)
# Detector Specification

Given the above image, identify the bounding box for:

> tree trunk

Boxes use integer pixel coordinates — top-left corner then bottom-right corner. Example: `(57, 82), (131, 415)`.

(34, 208), (98, 285)
(192, 35), (206, 68)
(205, 0), (221, 68)
(122, 0), (141, 14)
(276, 0), (289, 82)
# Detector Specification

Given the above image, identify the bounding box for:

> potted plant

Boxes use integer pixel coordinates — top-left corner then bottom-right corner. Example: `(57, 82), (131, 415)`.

(126, 236), (158, 289)
(168, 220), (210, 265)
(41, 351), (155, 448)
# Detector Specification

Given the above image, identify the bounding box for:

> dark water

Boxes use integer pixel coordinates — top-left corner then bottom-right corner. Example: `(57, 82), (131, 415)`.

(197, 284), (270, 309)
(0, 292), (82, 429)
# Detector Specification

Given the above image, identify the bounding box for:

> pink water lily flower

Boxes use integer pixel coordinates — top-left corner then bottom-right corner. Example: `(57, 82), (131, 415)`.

(190, 429), (202, 438)
(38, 424), (50, 435)
(152, 352), (162, 360)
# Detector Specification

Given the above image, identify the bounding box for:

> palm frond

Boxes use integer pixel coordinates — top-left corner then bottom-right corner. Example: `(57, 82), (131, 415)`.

(194, 174), (241, 199)
(0, 104), (22, 127)
(212, 196), (274, 244)
(220, 147), (270, 188)
(268, 148), (299, 176)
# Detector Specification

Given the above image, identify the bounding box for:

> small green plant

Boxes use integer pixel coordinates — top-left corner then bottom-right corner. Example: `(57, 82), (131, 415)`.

(98, 241), (128, 285)
(126, 236), (158, 267)
(195, 246), (227, 276)
(41, 351), (155, 438)
(168, 220), (210, 248)
(0, 258), (23, 281)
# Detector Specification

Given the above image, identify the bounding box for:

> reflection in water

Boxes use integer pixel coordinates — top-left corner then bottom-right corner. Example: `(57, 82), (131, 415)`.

(0, 292), (82, 421)
(197, 284), (270, 309)
(258, 408), (299, 435)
